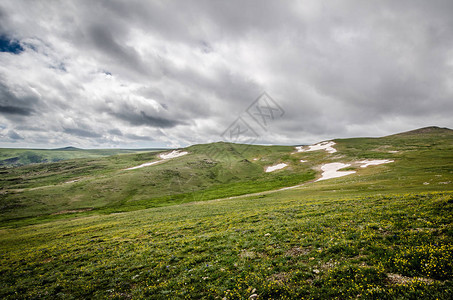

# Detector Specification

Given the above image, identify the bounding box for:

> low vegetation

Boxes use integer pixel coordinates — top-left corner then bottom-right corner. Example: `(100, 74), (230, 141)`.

(0, 127), (452, 298)
(0, 147), (161, 167)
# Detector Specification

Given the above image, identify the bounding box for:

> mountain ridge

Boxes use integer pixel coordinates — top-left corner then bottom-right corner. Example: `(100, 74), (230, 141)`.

(1, 125), (452, 298)
(387, 126), (452, 137)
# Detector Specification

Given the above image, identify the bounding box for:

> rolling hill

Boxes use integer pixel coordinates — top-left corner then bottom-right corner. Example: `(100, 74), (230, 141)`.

(0, 127), (452, 299)
(0, 147), (167, 167)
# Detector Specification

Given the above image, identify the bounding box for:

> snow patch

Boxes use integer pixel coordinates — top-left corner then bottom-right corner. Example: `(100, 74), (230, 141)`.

(300, 160), (307, 163)
(159, 150), (188, 160)
(265, 163), (288, 173)
(295, 141), (337, 154)
(316, 163), (355, 181)
(357, 159), (394, 168)
(65, 179), (79, 184)
(125, 161), (161, 170)
(125, 150), (189, 170)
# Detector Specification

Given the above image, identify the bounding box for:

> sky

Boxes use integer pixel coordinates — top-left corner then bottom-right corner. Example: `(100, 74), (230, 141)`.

(0, 1), (452, 149)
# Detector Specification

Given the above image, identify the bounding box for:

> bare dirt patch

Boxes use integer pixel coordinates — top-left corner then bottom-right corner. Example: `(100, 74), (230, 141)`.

(239, 250), (257, 259)
(51, 208), (93, 215)
(285, 246), (310, 257)
(387, 273), (435, 285)
(267, 272), (290, 284)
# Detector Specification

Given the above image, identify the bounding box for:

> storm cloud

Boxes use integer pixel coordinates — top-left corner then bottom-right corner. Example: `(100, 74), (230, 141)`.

(0, 81), (37, 117)
(0, 0), (452, 148)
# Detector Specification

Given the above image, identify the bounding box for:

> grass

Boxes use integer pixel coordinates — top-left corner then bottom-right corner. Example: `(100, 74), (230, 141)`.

(0, 191), (451, 299)
(0, 147), (164, 167)
(0, 127), (452, 298)
(0, 143), (316, 225)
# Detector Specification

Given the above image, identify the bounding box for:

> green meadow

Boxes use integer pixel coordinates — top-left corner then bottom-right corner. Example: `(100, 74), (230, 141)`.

(0, 127), (452, 299)
(0, 147), (163, 167)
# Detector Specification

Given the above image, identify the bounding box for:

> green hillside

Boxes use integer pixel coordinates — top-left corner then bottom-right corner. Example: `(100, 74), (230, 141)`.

(0, 147), (166, 167)
(0, 127), (452, 299)
(0, 143), (316, 225)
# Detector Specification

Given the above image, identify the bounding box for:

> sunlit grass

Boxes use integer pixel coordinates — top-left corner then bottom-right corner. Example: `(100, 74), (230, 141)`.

(0, 192), (452, 298)
(0, 129), (452, 298)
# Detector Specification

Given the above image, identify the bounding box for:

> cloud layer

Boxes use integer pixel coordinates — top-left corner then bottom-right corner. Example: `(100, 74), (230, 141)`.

(1, 0), (452, 148)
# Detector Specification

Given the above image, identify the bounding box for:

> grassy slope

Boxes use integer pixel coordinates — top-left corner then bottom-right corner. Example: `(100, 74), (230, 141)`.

(0, 148), (163, 166)
(0, 127), (452, 299)
(0, 143), (315, 225)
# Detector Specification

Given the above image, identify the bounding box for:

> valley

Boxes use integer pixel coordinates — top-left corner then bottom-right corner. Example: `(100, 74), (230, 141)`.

(0, 127), (452, 299)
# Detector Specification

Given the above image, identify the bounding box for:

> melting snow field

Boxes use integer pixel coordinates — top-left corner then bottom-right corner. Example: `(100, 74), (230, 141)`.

(265, 163), (288, 173)
(159, 150), (189, 160)
(65, 179), (79, 184)
(295, 141), (337, 154)
(125, 150), (189, 170)
(316, 163), (356, 181)
(316, 159), (394, 181)
(125, 161), (162, 170)
(357, 159), (394, 168)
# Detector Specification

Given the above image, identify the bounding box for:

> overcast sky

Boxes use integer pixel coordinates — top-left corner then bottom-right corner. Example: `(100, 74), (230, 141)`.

(0, 1), (452, 148)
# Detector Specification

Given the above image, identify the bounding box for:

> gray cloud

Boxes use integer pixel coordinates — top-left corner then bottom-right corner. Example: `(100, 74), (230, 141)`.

(108, 128), (122, 136)
(113, 110), (183, 128)
(125, 133), (153, 141)
(0, 105), (33, 115)
(8, 129), (23, 140)
(0, 81), (37, 116)
(86, 23), (148, 76)
(0, 0), (452, 148)
(63, 127), (102, 138)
